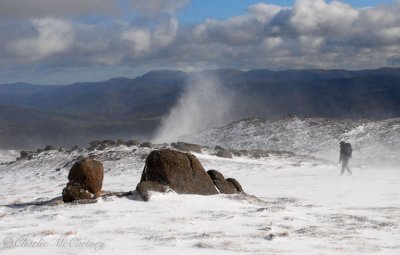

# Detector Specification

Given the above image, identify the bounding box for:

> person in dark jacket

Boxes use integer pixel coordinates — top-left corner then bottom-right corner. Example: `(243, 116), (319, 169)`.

(339, 141), (352, 175)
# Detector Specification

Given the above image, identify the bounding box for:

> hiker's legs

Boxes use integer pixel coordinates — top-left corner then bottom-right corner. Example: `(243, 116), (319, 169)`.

(341, 159), (351, 175)
(346, 164), (352, 175)
(341, 161), (346, 175)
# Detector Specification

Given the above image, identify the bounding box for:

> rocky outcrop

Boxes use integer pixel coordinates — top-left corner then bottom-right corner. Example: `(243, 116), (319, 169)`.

(136, 149), (218, 201)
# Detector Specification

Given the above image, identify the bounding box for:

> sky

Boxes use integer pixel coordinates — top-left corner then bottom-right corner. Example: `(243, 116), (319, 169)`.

(0, 0), (399, 84)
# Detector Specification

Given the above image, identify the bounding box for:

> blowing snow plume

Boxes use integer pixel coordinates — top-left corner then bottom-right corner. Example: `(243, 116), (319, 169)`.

(153, 73), (234, 143)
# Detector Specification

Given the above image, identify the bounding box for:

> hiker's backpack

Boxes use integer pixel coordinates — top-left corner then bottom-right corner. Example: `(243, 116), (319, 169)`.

(344, 143), (352, 158)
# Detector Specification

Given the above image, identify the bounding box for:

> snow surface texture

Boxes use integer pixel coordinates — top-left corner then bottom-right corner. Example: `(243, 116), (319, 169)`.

(184, 117), (400, 166)
(0, 150), (18, 164)
(0, 141), (399, 254)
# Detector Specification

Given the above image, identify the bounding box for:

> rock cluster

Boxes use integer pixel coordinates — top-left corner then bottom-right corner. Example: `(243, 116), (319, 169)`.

(136, 149), (244, 201)
(59, 148), (244, 203)
(207, 170), (243, 194)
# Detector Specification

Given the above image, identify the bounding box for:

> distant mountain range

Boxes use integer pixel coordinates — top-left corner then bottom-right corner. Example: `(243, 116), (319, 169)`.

(1, 67), (400, 149)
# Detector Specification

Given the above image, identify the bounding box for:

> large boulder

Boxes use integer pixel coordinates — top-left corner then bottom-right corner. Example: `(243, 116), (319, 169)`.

(138, 149), (218, 197)
(68, 157), (104, 195)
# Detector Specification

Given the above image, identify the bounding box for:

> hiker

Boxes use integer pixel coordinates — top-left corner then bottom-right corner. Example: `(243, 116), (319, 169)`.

(339, 141), (352, 175)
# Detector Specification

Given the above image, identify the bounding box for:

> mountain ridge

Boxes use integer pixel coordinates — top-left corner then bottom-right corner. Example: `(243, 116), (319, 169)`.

(1, 67), (400, 149)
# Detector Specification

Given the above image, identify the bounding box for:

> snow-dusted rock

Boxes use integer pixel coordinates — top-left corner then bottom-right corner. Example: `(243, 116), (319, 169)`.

(138, 149), (218, 197)
(136, 181), (172, 201)
(62, 182), (94, 202)
(67, 157), (104, 196)
(207, 169), (238, 194)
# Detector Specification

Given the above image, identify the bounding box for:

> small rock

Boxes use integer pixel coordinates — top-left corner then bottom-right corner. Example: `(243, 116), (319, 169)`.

(215, 149), (232, 159)
(207, 170), (237, 194)
(265, 234), (275, 241)
(102, 140), (116, 146)
(215, 145), (225, 151)
(140, 142), (154, 148)
(44, 145), (55, 151)
(116, 139), (125, 146)
(20, 151), (31, 159)
(62, 182), (94, 203)
(226, 178), (244, 193)
(171, 142), (202, 153)
(89, 140), (101, 147)
(136, 181), (172, 201)
(126, 140), (140, 147)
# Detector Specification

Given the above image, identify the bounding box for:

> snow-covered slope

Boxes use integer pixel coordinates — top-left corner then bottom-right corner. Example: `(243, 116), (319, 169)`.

(0, 150), (18, 164)
(0, 143), (399, 254)
(184, 117), (400, 165)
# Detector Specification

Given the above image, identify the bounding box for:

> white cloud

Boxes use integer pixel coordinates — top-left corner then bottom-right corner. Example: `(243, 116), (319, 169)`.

(1, 0), (400, 83)
(121, 28), (152, 57)
(171, 0), (400, 70)
(121, 17), (178, 58)
(289, 0), (359, 35)
(7, 18), (74, 61)
(153, 18), (179, 48)
(248, 3), (286, 23)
